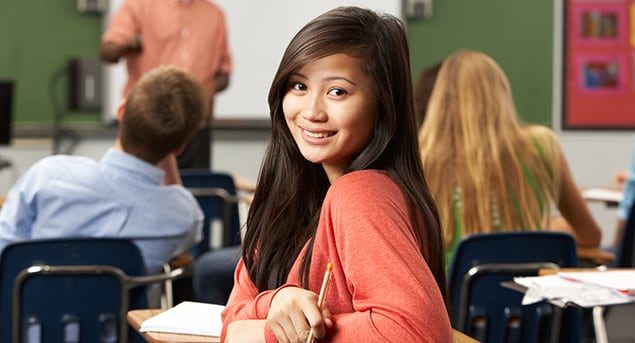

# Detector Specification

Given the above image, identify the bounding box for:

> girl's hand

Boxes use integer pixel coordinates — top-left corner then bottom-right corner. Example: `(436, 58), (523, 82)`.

(267, 287), (333, 343)
(225, 320), (266, 343)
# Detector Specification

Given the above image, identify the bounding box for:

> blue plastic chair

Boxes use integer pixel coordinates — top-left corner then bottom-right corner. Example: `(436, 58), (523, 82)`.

(0, 238), (185, 343)
(180, 170), (241, 256)
(448, 231), (579, 343)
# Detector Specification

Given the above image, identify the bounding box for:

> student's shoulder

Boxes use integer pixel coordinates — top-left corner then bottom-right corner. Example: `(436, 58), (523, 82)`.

(31, 155), (96, 174)
(15, 155), (97, 189)
(201, 0), (226, 16)
(522, 125), (558, 144)
(521, 124), (562, 157)
(165, 184), (203, 210)
(327, 170), (402, 204)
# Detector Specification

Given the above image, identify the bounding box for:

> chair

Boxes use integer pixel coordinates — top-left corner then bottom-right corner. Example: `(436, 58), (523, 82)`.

(448, 231), (579, 343)
(0, 238), (185, 343)
(180, 170), (242, 256)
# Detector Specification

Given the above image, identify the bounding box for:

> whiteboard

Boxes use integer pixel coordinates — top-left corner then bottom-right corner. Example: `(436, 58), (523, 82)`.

(102, 0), (401, 122)
(102, 0), (126, 123)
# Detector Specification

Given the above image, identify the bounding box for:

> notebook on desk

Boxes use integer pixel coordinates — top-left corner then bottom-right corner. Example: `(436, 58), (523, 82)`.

(140, 301), (225, 337)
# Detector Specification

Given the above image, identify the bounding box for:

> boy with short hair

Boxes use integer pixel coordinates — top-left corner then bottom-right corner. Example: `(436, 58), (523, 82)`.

(0, 66), (204, 273)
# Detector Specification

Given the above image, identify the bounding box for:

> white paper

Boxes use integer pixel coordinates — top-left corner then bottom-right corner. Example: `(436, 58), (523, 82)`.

(559, 271), (635, 295)
(513, 274), (635, 308)
(140, 301), (225, 337)
(582, 188), (624, 203)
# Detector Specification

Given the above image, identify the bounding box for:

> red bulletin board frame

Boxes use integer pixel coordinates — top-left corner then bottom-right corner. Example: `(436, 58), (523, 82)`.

(563, 0), (635, 129)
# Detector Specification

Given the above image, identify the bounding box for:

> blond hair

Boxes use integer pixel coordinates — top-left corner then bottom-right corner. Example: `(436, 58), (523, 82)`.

(419, 50), (563, 249)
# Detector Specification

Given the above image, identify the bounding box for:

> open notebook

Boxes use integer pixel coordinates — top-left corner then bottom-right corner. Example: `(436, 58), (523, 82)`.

(140, 301), (225, 337)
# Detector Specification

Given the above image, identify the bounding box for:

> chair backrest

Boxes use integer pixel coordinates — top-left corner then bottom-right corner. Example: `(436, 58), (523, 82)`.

(0, 238), (148, 343)
(448, 231), (578, 343)
(180, 170), (241, 256)
(616, 199), (635, 267)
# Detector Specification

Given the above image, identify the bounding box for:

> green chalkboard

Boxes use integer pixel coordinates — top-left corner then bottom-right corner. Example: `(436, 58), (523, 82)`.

(0, 0), (102, 125)
(408, 0), (554, 126)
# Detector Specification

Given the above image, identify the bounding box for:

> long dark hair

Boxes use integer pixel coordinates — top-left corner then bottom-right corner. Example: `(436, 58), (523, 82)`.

(243, 6), (447, 301)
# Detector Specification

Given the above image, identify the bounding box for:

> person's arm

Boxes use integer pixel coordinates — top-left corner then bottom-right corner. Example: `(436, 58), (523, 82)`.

(555, 147), (602, 248)
(202, 73), (229, 123)
(225, 320), (266, 343)
(100, 0), (142, 63)
(317, 174), (452, 342)
(214, 73), (230, 93)
(100, 36), (142, 63)
(0, 164), (41, 251)
(526, 126), (602, 248)
(214, 10), (232, 94)
(615, 138), (635, 247)
(221, 259), (297, 342)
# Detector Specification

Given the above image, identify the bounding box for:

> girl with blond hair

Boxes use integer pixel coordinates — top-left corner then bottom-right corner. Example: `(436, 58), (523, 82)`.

(419, 50), (606, 262)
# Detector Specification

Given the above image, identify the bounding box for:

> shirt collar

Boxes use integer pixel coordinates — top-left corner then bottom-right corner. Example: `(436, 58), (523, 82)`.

(100, 148), (165, 185)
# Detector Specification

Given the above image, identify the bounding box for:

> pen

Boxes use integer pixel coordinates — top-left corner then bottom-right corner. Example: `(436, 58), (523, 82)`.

(306, 262), (333, 343)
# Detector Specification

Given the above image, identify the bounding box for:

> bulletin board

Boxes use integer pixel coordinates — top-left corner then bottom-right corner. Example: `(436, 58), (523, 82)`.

(563, 0), (635, 129)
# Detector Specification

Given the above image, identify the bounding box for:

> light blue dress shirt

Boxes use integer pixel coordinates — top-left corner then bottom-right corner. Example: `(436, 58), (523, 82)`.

(619, 137), (635, 221)
(0, 148), (203, 273)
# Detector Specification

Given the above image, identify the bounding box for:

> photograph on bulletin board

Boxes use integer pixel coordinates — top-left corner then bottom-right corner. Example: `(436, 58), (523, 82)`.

(563, 0), (635, 129)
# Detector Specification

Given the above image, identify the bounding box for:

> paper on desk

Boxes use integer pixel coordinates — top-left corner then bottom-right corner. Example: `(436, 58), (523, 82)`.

(140, 301), (225, 337)
(582, 188), (624, 203)
(514, 275), (634, 308)
(559, 271), (635, 295)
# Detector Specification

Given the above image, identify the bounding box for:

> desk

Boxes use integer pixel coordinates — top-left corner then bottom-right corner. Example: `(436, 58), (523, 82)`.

(127, 309), (220, 343)
(582, 187), (623, 207)
(453, 330), (479, 342)
(128, 309), (478, 343)
(507, 268), (635, 343)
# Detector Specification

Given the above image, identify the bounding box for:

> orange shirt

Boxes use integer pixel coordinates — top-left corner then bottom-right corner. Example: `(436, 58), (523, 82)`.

(102, 0), (231, 120)
(221, 170), (452, 342)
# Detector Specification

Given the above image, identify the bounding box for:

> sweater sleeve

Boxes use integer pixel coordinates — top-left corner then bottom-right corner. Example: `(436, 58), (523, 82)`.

(220, 259), (295, 343)
(321, 172), (452, 342)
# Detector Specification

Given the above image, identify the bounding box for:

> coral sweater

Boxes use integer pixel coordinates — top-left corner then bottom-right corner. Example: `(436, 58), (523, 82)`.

(221, 170), (452, 342)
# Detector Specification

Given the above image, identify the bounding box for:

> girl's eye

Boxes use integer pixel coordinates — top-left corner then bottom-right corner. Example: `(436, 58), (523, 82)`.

(328, 88), (347, 96)
(290, 82), (306, 91)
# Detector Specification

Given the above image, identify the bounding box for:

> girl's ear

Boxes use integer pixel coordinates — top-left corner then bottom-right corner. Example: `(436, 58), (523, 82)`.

(116, 99), (126, 122)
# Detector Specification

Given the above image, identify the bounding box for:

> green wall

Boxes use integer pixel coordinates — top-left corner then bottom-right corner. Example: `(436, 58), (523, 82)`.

(0, 0), (102, 125)
(2, 1), (555, 126)
(407, 0), (554, 126)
